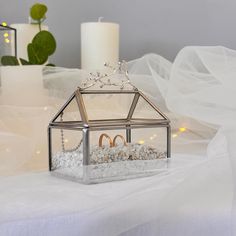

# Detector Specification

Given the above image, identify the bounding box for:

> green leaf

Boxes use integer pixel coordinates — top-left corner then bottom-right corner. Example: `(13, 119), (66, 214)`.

(27, 43), (48, 64)
(30, 3), (47, 21)
(19, 58), (32, 65)
(1, 56), (19, 66)
(32, 30), (56, 56)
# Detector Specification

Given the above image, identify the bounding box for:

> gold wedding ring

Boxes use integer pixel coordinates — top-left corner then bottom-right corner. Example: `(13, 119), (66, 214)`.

(99, 133), (113, 147)
(112, 135), (127, 147)
(99, 133), (127, 147)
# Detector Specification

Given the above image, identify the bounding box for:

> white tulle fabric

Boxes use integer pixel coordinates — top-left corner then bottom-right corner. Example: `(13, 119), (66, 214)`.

(129, 47), (236, 235)
(0, 46), (236, 235)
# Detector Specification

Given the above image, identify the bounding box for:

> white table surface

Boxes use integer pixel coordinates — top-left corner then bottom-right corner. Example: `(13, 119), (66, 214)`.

(0, 153), (233, 236)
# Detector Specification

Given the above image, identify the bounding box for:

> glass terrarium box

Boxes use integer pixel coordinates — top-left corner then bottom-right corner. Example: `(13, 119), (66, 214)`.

(48, 76), (171, 184)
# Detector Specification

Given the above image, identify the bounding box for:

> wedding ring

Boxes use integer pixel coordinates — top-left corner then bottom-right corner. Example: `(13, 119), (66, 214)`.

(99, 133), (113, 147)
(112, 135), (127, 147)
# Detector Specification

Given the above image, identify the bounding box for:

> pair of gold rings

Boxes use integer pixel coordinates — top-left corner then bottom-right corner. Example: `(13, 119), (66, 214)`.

(99, 133), (127, 147)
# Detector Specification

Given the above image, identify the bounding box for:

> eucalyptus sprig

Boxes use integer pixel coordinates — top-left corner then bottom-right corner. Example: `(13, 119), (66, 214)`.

(30, 3), (47, 31)
(1, 3), (56, 66)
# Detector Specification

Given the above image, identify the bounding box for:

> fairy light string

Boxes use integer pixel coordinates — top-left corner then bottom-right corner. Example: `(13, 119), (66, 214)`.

(1, 21), (11, 44)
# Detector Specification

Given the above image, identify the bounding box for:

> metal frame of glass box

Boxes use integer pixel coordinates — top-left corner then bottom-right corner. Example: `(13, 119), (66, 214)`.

(48, 87), (171, 179)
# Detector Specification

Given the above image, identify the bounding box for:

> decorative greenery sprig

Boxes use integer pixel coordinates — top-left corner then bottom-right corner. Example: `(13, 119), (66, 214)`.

(81, 61), (136, 90)
(1, 3), (56, 66)
(30, 3), (47, 31)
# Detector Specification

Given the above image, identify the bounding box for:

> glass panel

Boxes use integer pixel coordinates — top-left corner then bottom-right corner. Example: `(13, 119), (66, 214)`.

(82, 93), (134, 120)
(132, 95), (165, 120)
(55, 96), (81, 122)
(85, 127), (167, 183)
(50, 127), (168, 184)
(50, 128), (83, 180)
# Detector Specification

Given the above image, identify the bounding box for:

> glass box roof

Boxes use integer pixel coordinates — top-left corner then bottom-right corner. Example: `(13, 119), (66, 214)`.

(50, 87), (170, 130)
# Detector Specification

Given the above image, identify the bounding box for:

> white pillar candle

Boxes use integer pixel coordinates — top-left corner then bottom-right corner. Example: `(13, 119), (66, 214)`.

(10, 24), (48, 60)
(81, 20), (119, 72)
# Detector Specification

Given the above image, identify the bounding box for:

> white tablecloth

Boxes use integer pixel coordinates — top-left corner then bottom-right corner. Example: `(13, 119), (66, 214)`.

(0, 154), (233, 236)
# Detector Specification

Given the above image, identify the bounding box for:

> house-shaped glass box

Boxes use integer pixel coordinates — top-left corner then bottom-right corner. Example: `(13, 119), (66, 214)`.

(48, 83), (171, 184)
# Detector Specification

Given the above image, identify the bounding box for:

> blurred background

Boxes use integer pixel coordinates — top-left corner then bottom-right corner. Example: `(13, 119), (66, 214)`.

(0, 0), (236, 68)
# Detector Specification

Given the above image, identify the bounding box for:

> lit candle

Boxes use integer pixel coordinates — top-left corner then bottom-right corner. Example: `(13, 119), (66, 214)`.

(81, 18), (119, 72)
(10, 23), (48, 60)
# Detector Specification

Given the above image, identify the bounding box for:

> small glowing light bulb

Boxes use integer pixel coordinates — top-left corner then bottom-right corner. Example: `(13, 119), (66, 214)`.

(43, 106), (48, 111)
(36, 150), (41, 155)
(64, 139), (69, 143)
(2, 22), (7, 26)
(179, 127), (187, 132)
(172, 134), (178, 138)
(138, 140), (145, 145)
(4, 33), (9, 37)
(153, 134), (157, 138)
(150, 136), (154, 140)
(5, 38), (10, 43)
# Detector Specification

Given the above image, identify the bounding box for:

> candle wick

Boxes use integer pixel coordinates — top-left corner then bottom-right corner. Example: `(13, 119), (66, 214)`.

(98, 17), (104, 22)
